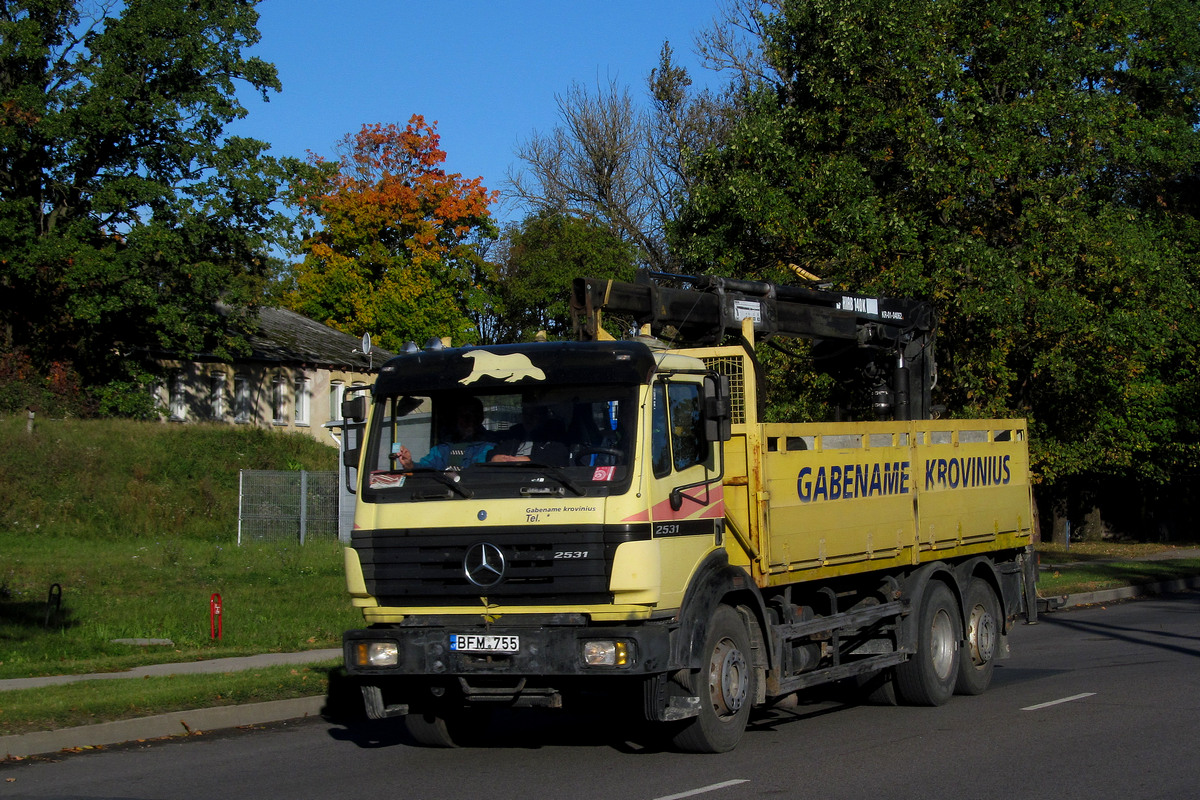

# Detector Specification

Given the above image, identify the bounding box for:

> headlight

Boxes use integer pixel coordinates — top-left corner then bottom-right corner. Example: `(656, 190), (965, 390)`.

(583, 640), (629, 667)
(354, 641), (399, 667)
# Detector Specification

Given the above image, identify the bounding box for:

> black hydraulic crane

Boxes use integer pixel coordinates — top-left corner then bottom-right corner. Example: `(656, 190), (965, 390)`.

(571, 271), (938, 421)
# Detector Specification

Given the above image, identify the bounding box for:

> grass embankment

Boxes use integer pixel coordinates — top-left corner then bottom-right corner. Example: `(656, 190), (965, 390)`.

(1034, 541), (1200, 596)
(0, 417), (358, 737)
(0, 662), (339, 737)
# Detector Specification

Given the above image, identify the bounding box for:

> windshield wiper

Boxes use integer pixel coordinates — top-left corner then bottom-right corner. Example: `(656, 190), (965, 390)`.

(405, 468), (474, 498)
(477, 461), (586, 496)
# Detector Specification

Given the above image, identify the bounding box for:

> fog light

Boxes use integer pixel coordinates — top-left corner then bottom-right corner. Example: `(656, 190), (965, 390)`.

(355, 641), (398, 667)
(583, 640), (628, 667)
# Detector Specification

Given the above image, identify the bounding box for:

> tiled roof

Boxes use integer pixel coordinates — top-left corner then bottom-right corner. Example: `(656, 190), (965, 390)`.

(244, 306), (393, 370)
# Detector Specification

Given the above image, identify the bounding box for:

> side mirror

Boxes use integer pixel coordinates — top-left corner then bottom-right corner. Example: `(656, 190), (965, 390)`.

(339, 394), (368, 492)
(703, 374), (732, 442)
(342, 435), (361, 469)
(342, 395), (367, 423)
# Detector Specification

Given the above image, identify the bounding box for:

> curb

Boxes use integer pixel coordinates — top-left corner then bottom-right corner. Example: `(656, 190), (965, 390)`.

(1040, 574), (1200, 613)
(2, 696), (326, 760)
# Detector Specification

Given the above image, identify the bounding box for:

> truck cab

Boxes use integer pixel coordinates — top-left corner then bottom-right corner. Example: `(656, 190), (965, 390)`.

(341, 340), (736, 742)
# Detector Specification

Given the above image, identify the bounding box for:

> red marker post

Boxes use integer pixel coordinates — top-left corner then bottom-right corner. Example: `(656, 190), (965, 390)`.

(210, 592), (223, 640)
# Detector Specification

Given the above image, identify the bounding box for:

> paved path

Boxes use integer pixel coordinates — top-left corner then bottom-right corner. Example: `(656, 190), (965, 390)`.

(0, 649), (341, 693)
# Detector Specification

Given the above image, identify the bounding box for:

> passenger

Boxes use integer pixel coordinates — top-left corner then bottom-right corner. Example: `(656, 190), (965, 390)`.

(489, 397), (569, 466)
(397, 397), (494, 470)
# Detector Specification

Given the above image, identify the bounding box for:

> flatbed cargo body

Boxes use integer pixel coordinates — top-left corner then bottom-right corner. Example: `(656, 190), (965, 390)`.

(722, 418), (1032, 583)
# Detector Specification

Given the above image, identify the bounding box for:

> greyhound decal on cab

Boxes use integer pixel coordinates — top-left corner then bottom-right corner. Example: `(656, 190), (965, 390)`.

(459, 351), (547, 384)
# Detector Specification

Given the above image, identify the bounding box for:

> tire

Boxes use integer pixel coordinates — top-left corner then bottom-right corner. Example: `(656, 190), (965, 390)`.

(956, 578), (1000, 695)
(404, 708), (490, 748)
(672, 605), (756, 753)
(404, 712), (458, 747)
(895, 581), (961, 706)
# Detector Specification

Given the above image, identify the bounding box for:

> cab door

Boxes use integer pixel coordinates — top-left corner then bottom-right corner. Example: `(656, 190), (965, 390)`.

(647, 378), (726, 607)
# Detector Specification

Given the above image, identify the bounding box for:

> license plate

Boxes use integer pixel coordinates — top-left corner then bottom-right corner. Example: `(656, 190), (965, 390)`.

(450, 634), (519, 653)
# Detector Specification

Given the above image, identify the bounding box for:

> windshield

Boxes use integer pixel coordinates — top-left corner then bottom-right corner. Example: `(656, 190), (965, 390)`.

(361, 384), (638, 501)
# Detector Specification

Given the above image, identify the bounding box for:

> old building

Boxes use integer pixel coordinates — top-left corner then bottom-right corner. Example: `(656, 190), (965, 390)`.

(155, 306), (391, 443)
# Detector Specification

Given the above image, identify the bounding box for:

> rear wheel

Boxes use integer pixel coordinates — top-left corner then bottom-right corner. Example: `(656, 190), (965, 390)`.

(956, 578), (1000, 695)
(672, 605), (756, 753)
(895, 581), (961, 706)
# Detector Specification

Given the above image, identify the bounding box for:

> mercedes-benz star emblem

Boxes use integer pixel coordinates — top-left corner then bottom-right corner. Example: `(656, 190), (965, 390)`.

(463, 542), (506, 588)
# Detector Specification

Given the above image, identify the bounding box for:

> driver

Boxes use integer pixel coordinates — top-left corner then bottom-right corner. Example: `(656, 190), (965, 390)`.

(397, 397), (494, 470)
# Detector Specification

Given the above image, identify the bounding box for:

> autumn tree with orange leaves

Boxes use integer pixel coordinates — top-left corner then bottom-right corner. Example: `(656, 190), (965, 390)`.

(285, 116), (498, 350)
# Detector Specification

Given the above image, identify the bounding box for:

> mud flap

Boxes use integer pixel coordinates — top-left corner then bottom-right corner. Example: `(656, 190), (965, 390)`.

(643, 672), (701, 721)
(361, 683), (408, 720)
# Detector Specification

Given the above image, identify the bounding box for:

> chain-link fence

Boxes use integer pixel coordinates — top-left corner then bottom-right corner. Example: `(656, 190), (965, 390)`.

(237, 470), (340, 544)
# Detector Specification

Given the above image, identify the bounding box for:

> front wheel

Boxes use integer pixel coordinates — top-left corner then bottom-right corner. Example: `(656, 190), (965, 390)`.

(403, 708), (490, 748)
(404, 712), (458, 747)
(895, 581), (961, 706)
(672, 605), (756, 753)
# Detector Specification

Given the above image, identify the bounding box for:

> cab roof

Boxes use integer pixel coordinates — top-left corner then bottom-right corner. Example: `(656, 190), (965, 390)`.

(374, 341), (660, 395)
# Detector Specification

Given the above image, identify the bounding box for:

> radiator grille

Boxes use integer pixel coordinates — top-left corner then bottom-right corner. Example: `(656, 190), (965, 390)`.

(352, 525), (650, 606)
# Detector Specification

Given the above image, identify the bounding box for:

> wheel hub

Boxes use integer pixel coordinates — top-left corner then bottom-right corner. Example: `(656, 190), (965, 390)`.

(968, 604), (997, 665)
(709, 638), (749, 716)
(929, 608), (957, 681)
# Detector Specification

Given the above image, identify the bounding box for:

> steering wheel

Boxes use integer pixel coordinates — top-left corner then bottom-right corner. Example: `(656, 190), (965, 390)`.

(573, 445), (622, 465)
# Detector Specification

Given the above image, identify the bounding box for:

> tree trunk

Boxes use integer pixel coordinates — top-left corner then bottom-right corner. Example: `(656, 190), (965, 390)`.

(1080, 505), (1104, 541)
(1049, 493), (1071, 547)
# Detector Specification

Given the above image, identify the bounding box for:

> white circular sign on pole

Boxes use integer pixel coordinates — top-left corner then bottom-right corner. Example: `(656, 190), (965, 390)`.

(361, 332), (372, 355)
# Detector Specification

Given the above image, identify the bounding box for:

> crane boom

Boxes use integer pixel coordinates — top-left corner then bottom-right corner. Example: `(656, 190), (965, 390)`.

(571, 271), (937, 420)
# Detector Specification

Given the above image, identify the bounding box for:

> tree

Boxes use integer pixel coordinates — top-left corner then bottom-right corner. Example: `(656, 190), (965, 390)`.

(0, 0), (295, 412)
(673, 0), (1200, 536)
(693, 0), (780, 93)
(486, 212), (638, 343)
(507, 43), (733, 271)
(285, 117), (498, 351)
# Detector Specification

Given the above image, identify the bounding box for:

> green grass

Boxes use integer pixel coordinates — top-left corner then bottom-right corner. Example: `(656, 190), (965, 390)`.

(0, 416), (335, 541)
(0, 416), (356, 681)
(1033, 541), (1200, 596)
(0, 661), (340, 737)
(0, 537), (359, 679)
(0, 417), (360, 736)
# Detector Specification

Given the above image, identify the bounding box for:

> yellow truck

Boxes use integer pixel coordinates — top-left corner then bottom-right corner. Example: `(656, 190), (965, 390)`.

(340, 273), (1036, 752)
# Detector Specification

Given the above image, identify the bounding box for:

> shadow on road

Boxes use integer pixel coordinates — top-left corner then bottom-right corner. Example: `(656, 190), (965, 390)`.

(1040, 592), (1200, 659)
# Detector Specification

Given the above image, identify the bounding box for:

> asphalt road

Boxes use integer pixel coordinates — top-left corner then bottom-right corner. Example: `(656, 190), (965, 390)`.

(4, 591), (1199, 800)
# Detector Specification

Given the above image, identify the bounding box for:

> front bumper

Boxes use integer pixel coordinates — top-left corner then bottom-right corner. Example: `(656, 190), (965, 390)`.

(344, 622), (675, 678)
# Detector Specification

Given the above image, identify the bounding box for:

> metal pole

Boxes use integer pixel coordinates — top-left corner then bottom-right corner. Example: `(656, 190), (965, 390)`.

(299, 470), (308, 545)
(237, 470), (244, 546)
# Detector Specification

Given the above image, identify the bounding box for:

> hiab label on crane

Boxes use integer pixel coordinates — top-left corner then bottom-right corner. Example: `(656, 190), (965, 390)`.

(797, 454), (1012, 503)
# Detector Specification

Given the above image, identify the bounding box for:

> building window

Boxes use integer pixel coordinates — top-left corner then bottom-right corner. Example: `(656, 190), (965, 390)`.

(209, 374), (226, 420)
(294, 376), (310, 426)
(234, 375), (251, 423)
(329, 381), (344, 422)
(272, 375), (288, 424)
(169, 374), (187, 421)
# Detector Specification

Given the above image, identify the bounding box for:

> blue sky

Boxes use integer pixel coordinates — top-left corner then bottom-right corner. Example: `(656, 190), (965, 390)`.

(228, 0), (727, 223)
